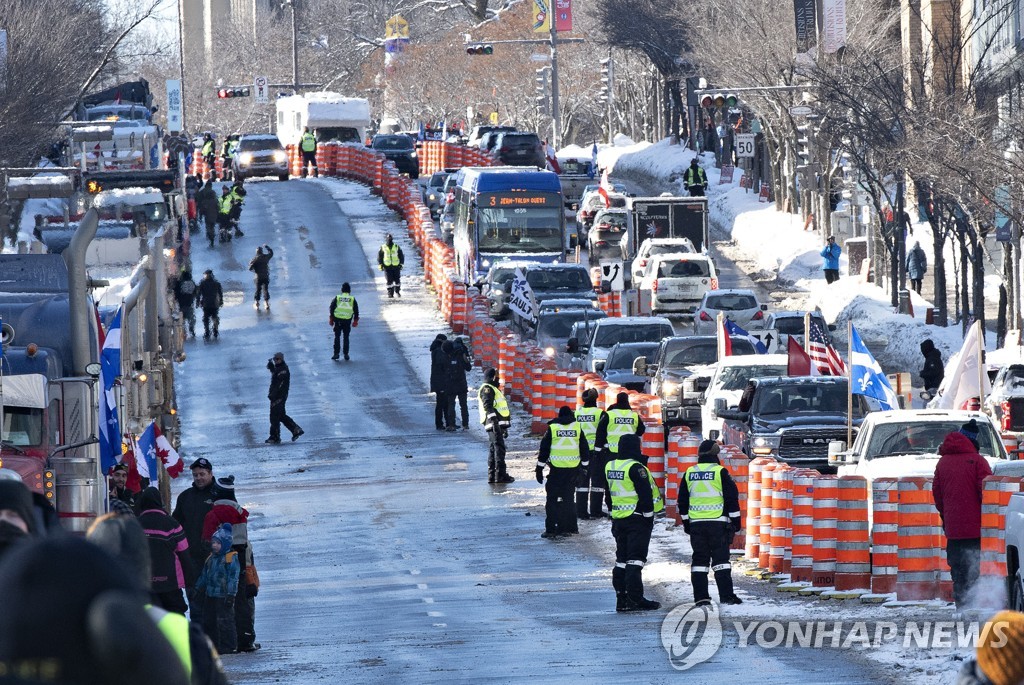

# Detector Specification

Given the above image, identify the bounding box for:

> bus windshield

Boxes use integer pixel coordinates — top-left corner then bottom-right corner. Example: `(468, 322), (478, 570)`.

(477, 206), (563, 253)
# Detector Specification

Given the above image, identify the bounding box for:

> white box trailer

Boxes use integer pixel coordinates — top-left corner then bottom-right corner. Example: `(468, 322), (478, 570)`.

(276, 92), (371, 147)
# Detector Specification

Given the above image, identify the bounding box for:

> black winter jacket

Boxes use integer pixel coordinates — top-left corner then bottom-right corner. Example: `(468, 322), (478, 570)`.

(171, 482), (229, 572)
(268, 359), (290, 402)
(442, 340), (472, 395)
(249, 247), (274, 280)
(597, 434), (653, 515)
(920, 339), (944, 389)
(676, 452), (742, 526)
(430, 337), (448, 393)
(196, 276), (223, 311)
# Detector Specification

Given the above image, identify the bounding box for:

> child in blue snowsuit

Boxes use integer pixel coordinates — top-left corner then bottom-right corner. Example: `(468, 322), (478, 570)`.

(196, 522), (240, 653)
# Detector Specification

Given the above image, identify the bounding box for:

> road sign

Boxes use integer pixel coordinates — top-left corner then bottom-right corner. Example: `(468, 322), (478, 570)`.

(789, 105), (813, 116)
(254, 75), (269, 104)
(530, 53), (550, 62)
(735, 134), (755, 158)
(600, 260), (625, 292)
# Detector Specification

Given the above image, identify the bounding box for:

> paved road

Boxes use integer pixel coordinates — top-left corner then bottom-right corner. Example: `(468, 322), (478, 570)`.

(173, 178), (887, 683)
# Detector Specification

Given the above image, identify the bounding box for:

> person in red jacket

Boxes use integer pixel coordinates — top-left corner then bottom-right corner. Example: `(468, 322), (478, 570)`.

(932, 420), (993, 612)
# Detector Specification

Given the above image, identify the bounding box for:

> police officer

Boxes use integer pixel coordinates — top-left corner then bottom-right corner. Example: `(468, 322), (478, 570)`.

(196, 269), (223, 340)
(599, 433), (662, 611)
(228, 179), (246, 237)
(328, 282), (359, 361)
(377, 233), (405, 298)
(575, 388), (606, 519)
(594, 392), (645, 512)
(537, 405), (590, 538)
(201, 133), (217, 180)
(220, 136), (235, 181)
(678, 440), (743, 606)
(684, 157), (708, 197)
(217, 186), (233, 243)
(478, 368), (514, 484)
(299, 127), (318, 178)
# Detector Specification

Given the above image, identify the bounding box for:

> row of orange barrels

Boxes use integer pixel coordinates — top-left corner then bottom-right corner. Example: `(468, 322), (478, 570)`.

(330, 149), (1024, 605)
(418, 140), (499, 176)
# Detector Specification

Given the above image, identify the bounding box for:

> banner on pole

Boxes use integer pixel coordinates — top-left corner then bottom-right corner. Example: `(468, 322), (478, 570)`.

(555, 0), (573, 31)
(533, 0), (551, 32)
(822, 0), (847, 53)
(793, 0), (817, 55)
(165, 80), (182, 133)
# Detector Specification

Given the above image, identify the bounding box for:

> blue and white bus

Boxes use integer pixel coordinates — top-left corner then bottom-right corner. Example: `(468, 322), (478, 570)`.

(452, 167), (566, 282)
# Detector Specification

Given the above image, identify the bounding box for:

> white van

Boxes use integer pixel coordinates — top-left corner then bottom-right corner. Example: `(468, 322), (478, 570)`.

(638, 253), (718, 317)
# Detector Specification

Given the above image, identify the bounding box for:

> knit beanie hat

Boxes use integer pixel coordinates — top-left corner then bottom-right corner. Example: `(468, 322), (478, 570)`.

(977, 610), (1024, 685)
(959, 419), (981, 448)
(698, 440), (721, 459)
(211, 522), (233, 553)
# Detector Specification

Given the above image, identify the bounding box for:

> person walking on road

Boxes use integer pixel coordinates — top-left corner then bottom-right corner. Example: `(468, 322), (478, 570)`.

(329, 282), (359, 361)
(598, 433), (662, 611)
(378, 233), (405, 298)
(172, 457), (230, 624)
(684, 158), (708, 197)
(196, 269), (223, 340)
(933, 421), (992, 615)
(173, 268), (197, 338)
(479, 368), (514, 484)
(196, 180), (219, 247)
(920, 338), (944, 397)
(430, 334), (450, 430)
(537, 406), (590, 538)
(575, 388), (606, 519)
(907, 240), (928, 295)
(678, 440), (743, 606)
(201, 132), (217, 180)
(266, 352), (303, 443)
(820, 235), (842, 284)
(249, 245), (274, 310)
(299, 127), (319, 178)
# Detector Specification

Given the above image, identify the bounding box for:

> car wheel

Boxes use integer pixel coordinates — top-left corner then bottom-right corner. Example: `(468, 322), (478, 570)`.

(1011, 568), (1024, 612)
(278, 174), (289, 181)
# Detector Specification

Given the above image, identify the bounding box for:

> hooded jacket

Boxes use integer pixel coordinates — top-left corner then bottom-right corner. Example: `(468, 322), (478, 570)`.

(921, 339), (944, 389)
(268, 358), (290, 402)
(196, 182), (219, 219)
(676, 447), (742, 526)
(538, 406), (592, 467)
(196, 524), (239, 598)
(906, 243), (927, 280)
(138, 487), (194, 592)
(599, 433), (654, 515)
(933, 431), (993, 539)
(248, 247), (274, 280)
(442, 340), (472, 395)
(429, 335), (448, 393)
(594, 393), (645, 450)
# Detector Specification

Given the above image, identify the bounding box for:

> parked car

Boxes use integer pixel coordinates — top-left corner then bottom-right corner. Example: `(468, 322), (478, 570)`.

(700, 354), (789, 439)
(759, 310), (834, 353)
(643, 335), (758, 428)
(477, 131), (505, 153)
(601, 342), (661, 391)
(440, 201), (456, 244)
(986, 364), (1024, 430)
(371, 133), (419, 178)
(493, 132), (546, 168)
(518, 263), (596, 307)
(587, 208), (629, 261)
(514, 302), (607, 366)
(232, 134), (289, 181)
(467, 124), (517, 147)
(422, 169), (456, 217)
(692, 289), (768, 335)
(639, 253), (718, 317)
(577, 190), (627, 234)
(630, 237), (698, 284)
(571, 316), (674, 373)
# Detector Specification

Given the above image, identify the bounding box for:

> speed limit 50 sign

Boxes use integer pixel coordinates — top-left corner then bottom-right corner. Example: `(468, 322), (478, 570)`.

(735, 133), (755, 158)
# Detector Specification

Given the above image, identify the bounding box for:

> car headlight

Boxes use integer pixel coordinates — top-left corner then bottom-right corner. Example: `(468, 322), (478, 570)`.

(238, 152), (253, 165)
(428, 193), (436, 201)
(411, 151), (417, 158)
(481, 259), (490, 268)
(751, 435), (780, 455)
(660, 380), (681, 397)
(544, 346), (555, 357)
(273, 151), (287, 163)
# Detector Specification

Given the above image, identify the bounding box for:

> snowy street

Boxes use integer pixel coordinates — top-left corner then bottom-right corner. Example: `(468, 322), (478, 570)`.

(173, 178), (888, 683)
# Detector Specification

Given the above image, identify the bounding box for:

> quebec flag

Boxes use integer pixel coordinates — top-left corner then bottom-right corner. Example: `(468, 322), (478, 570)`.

(723, 319), (768, 354)
(98, 308), (122, 472)
(850, 324), (899, 410)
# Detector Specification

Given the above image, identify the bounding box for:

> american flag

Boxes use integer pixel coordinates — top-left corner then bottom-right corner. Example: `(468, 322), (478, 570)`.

(808, 321), (846, 376)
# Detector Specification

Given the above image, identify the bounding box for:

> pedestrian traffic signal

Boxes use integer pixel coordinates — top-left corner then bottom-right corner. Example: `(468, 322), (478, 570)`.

(699, 92), (738, 108)
(599, 58), (613, 102)
(217, 87), (252, 99)
(466, 43), (494, 55)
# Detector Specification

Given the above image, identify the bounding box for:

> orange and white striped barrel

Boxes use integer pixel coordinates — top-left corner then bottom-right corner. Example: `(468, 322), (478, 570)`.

(768, 465), (793, 574)
(758, 461), (779, 569)
(870, 478), (899, 595)
(790, 469), (818, 583)
(722, 449), (749, 552)
(811, 475), (839, 587)
(896, 477), (939, 601)
(835, 476), (871, 591)
(745, 457), (771, 561)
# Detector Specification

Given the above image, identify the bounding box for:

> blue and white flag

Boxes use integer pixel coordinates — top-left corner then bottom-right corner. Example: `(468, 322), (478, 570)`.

(589, 142), (598, 179)
(133, 422), (159, 481)
(98, 308), (122, 472)
(723, 319), (768, 354)
(850, 324), (899, 410)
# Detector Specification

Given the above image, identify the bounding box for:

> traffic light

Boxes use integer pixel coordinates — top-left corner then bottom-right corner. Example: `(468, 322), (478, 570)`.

(599, 58), (613, 104)
(699, 92), (738, 108)
(795, 123), (811, 167)
(466, 43), (493, 55)
(217, 87), (252, 99)
(535, 67), (550, 115)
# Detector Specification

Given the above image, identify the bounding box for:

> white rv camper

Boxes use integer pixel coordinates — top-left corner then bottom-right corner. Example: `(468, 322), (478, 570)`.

(276, 92), (371, 147)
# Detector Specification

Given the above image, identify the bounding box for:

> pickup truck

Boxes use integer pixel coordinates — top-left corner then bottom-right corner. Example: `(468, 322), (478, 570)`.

(640, 335), (757, 428)
(719, 376), (868, 471)
(557, 158), (597, 210)
(1008, 493), (1024, 610)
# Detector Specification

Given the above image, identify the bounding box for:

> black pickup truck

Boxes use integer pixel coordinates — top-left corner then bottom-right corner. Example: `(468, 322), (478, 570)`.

(717, 376), (869, 471)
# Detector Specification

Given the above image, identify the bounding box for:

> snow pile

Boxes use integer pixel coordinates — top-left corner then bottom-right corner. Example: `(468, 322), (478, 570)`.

(92, 188), (164, 208)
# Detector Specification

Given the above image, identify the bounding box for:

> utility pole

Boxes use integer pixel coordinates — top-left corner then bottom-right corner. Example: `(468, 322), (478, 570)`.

(290, 0), (299, 94)
(177, 0), (187, 131)
(548, 15), (561, 149)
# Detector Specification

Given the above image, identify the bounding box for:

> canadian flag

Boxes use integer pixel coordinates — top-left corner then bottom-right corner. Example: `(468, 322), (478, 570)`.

(134, 421), (184, 480)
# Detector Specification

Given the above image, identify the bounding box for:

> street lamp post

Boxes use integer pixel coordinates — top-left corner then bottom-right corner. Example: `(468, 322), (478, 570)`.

(282, 0), (299, 94)
(548, 15), (561, 149)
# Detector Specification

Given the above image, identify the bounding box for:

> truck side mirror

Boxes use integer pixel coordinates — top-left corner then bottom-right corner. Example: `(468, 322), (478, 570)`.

(594, 360), (606, 373)
(761, 303), (768, 311)
(632, 357), (647, 376)
(827, 441), (851, 466)
(566, 337), (579, 354)
(714, 397), (727, 416)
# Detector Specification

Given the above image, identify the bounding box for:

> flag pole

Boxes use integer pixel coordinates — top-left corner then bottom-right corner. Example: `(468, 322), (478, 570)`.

(717, 311), (725, 361)
(847, 319), (853, 448)
(804, 312), (811, 357)
(977, 320), (986, 410)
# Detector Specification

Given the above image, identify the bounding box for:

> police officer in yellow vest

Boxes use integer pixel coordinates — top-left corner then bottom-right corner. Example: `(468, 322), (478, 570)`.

(478, 367), (514, 484)
(201, 132), (217, 180)
(328, 282), (359, 361)
(537, 405), (591, 538)
(575, 388), (605, 519)
(593, 391), (645, 518)
(300, 127), (318, 178)
(678, 440), (743, 606)
(599, 433), (662, 611)
(684, 157), (708, 197)
(377, 233), (405, 298)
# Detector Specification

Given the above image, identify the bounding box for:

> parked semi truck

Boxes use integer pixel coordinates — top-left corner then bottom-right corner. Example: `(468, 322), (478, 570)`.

(275, 92), (371, 147)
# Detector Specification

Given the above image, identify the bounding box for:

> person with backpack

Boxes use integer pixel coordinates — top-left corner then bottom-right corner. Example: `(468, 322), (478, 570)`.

(173, 268), (197, 338)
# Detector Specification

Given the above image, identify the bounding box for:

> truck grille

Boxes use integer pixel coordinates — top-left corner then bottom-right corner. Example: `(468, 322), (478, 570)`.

(779, 428), (853, 462)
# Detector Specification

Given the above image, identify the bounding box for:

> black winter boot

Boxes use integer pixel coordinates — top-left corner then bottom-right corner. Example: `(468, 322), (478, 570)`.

(715, 568), (741, 604)
(691, 571), (711, 604)
(590, 491), (606, 518)
(625, 564), (660, 611)
(616, 593), (637, 612)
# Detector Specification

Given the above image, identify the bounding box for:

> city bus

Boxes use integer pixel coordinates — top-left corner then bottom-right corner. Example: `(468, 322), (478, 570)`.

(452, 167), (566, 282)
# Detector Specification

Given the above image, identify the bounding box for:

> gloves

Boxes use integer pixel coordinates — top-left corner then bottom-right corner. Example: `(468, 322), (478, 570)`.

(329, 316), (336, 326)
(501, 427), (509, 439)
(682, 520), (691, 535)
(379, 264), (384, 271)
(246, 583), (259, 598)
(536, 466), (544, 484)
(353, 319), (359, 327)
(730, 520), (743, 535)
